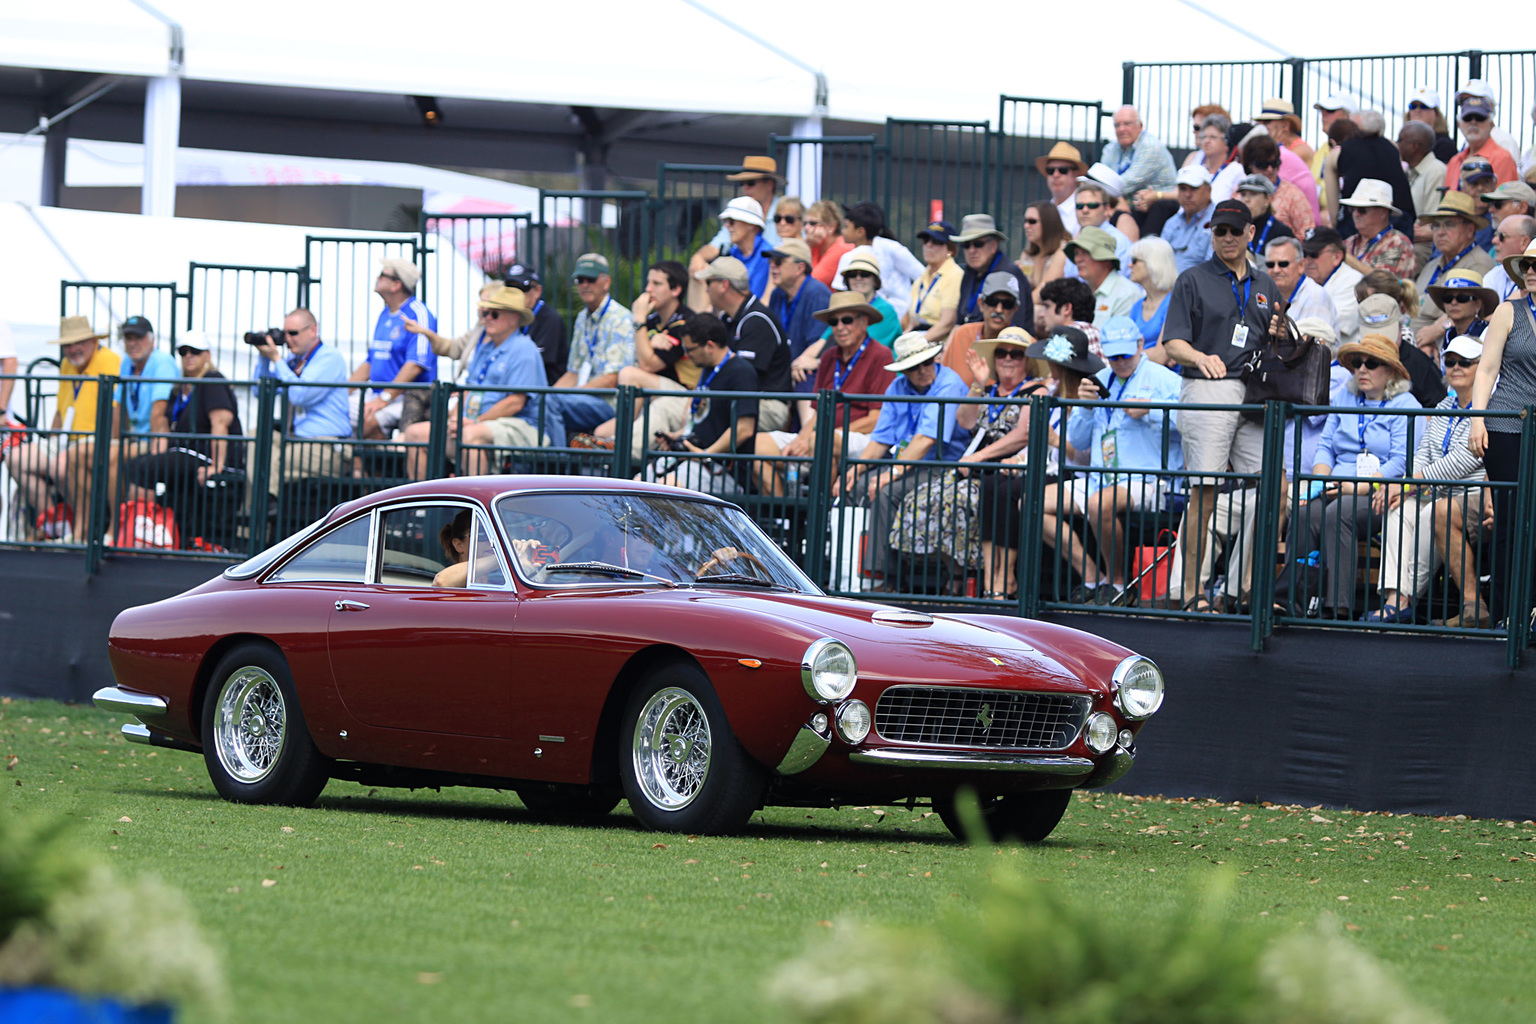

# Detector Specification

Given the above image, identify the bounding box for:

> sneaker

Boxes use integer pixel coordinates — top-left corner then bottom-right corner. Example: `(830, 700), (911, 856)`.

(36, 503), (74, 540)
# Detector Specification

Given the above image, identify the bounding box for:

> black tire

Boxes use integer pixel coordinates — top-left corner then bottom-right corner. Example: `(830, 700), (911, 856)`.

(201, 642), (331, 806)
(935, 788), (1073, 843)
(619, 661), (764, 834)
(515, 783), (622, 819)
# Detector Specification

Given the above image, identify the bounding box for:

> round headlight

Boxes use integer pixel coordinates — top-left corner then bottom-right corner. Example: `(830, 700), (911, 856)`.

(1084, 712), (1118, 754)
(1112, 655), (1164, 720)
(801, 639), (857, 702)
(835, 700), (871, 744)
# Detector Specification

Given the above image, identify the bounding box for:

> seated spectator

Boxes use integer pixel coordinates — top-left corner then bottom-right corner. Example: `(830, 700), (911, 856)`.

(803, 199), (854, 288)
(1355, 271), (1421, 350)
(1333, 110), (1417, 238)
(1301, 228), (1363, 345)
(833, 202), (924, 318)
(123, 333), (245, 542)
(1397, 120), (1447, 269)
(816, 251), (902, 349)
(504, 264), (567, 386)
(554, 253), (636, 437)
(651, 314), (760, 496)
(1037, 141), (1088, 235)
(10, 316), (120, 541)
(1103, 105), (1178, 207)
(1069, 167), (1139, 271)
(1058, 316), (1183, 605)
(766, 239), (833, 393)
(1066, 228), (1144, 325)
(1180, 113), (1233, 179)
(1036, 277), (1104, 360)
(253, 306), (353, 490)
(942, 272), (1023, 388)
(1253, 98), (1315, 169)
(1368, 334), (1488, 624)
(1411, 192), (1496, 334)
(1264, 236), (1337, 330)
(840, 331), (971, 580)
(715, 197), (772, 298)
(1241, 133), (1315, 236)
(1284, 334), (1421, 619)
(686, 155), (782, 308)
(1017, 201), (1068, 306)
(753, 291), (896, 496)
(351, 258), (436, 440)
(695, 255), (792, 432)
(1020, 327), (1102, 583)
(953, 214), (1035, 331)
(1234, 174), (1294, 259)
(402, 286), (560, 479)
(1341, 179), (1417, 278)
(1128, 237), (1178, 357)
(904, 220), (962, 344)
(1417, 270), (1496, 359)
(1457, 157), (1499, 250)
(1161, 165), (1215, 274)
(1355, 293), (1447, 409)
(581, 262), (693, 456)
(773, 196), (805, 240)
(1404, 86), (1457, 163)
(1481, 212), (1536, 302)
(1310, 96), (1354, 190)
(106, 316), (175, 513)
(1453, 82), (1522, 168)
(1444, 95), (1519, 190)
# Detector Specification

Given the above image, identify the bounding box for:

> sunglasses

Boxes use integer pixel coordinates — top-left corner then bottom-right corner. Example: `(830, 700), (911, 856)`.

(993, 347), (1027, 360)
(1461, 113), (1489, 123)
(844, 270), (875, 280)
(830, 315), (862, 326)
(983, 296), (1018, 310)
(1075, 201), (1104, 211)
(1346, 357), (1387, 371)
(741, 177), (774, 187)
(1252, 160), (1281, 171)
(574, 276), (598, 284)
(1212, 224), (1244, 237)
(1264, 259), (1292, 269)
(176, 347), (205, 357)
(1023, 217), (1041, 225)
(480, 309), (505, 319)
(902, 358), (937, 372)
(1518, 259), (1536, 275)
(773, 214), (799, 224)
(1442, 292), (1478, 304)
(1442, 355), (1479, 368)
(1107, 351), (1136, 361)
(1045, 165), (1076, 175)
(284, 328), (304, 337)
(1409, 101), (1431, 111)
(961, 239), (993, 249)
(378, 272), (401, 282)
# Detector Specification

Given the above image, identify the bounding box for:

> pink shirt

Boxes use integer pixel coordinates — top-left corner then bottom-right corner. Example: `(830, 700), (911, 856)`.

(1278, 147), (1321, 225)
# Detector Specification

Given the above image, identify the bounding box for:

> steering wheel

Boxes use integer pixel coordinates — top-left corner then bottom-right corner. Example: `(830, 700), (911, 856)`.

(696, 547), (768, 578)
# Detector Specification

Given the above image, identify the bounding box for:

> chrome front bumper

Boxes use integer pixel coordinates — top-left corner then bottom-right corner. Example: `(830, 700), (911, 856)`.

(847, 744), (1136, 782)
(93, 686), (199, 753)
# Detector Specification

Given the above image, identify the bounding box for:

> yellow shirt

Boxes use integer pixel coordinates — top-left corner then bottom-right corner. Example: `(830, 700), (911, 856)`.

(57, 346), (122, 435)
(907, 257), (962, 326)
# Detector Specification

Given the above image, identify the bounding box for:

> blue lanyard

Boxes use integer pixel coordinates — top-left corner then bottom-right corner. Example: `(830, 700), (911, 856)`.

(968, 254), (1003, 315)
(1288, 277), (1305, 304)
(1115, 148), (1132, 174)
(782, 285), (806, 331)
(532, 299), (545, 317)
(127, 359), (146, 413)
(832, 336), (871, 390)
(913, 270), (943, 318)
(584, 296), (613, 353)
(1358, 227), (1391, 254)
(288, 339), (322, 376)
(468, 337), (498, 387)
(987, 379), (1030, 423)
(692, 353), (732, 415)
(1227, 269), (1252, 315)
(170, 388), (192, 425)
(1442, 401), (1472, 455)
(1427, 246), (1475, 289)
(1526, 295), (1536, 322)
(1249, 217), (1273, 254)
(1355, 393), (1385, 449)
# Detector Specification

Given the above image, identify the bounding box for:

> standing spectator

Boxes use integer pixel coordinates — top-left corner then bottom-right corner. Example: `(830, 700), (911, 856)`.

(803, 200), (854, 289)
(1301, 228), (1364, 345)
(1241, 134), (1315, 236)
(1355, 292), (1447, 408)
(686, 155), (782, 308)
(651, 314), (760, 496)
(715, 197), (772, 298)
(1319, 118), (1361, 225)
(1342, 179), (1417, 278)
(1444, 96), (1519, 189)
(767, 239), (833, 401)
(1103, 105), (1177, 204)
(1481, 212), (1536, 302)
(1161, 164), (1215, 274)
(1160, 200), (1282, 612)
(352, 258), (435, 439)
(1065, 167), (1134, 280)
(1036, 141), (1087, 235)
(504, 264), (566, 386)
(695, 255), (792, 431)
(401, 286), (559, 479)
(1067, 227), (1144, 325)
(903, 220), (962, 344)
(253, 307), (353, 487)
(1036, 278), (1104, 360)
(1332, 110), (1416, 237)
(940, 272), (1023, 388)
(833, 202), (924, 318)
(554, 253), (635, 437)
(1253, 98), (1315, 167)
(1234, 174), (1294, 257)
(1417, 271), (1497, 355)
(1017, 201), (1068, 306)
(953, 214), (1035, 332)
(1405, 86), (1457, 163)
(1310, 94), (1354, 188)
(1411, 193), (1495, 333)
(1265, 237), (1337, 330)
(1397, 121), (1448, 270)
(772, 197), (805, 240)
(1128, 237), (1178, 355)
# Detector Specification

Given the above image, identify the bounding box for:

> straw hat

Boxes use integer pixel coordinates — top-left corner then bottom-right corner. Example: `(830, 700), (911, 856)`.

(1420, 191), (1481, 224)
(971, 326), (1036, 379)
(1501, 239), (1536, 284)
(725, 155), (785, 183)
(1425, 270), (1499, 318)
(884, 331), (945, 372)
(1336, 334), (1408, 380)
(480, 285), (536, 326)
(1034, 141), (1087, 178)
(53, 315), (107, 346)
(840, 249), (883, 288)
(813, 290), (883, 325)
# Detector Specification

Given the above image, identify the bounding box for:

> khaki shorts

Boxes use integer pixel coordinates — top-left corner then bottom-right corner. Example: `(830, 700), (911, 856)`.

(1177, 377), (1263, 476)
(484, 416), (547, 448)
(758, 399), (789, 433)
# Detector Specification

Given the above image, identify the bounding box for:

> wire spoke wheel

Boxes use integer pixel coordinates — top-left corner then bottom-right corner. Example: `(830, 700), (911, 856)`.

(631, 686), (713, 810)
(201, 642), (330, 806)
(214, 666), (288, 784)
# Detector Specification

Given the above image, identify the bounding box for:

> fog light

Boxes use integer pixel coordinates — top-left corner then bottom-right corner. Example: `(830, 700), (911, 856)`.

(1118, 728), (1134, 749)
(835, 700), (871, 744)
(1085, 712), (1117, 754)
(811, 712), (830, 735)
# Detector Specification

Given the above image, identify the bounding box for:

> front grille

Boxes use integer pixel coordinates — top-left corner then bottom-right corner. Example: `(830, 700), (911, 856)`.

(874, 686), (1090, 750)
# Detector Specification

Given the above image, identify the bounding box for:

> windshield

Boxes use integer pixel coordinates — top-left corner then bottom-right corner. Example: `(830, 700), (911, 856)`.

(494, 491), (817, 593)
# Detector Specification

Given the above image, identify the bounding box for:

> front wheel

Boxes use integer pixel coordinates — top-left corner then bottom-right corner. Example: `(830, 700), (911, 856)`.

(620, 662), (763, 834)
(935, 788), (1073, 843)
(201, 642), (331, 806)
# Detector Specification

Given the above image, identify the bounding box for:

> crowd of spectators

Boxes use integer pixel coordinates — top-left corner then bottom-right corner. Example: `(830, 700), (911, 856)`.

(11, 82), (1536, 631)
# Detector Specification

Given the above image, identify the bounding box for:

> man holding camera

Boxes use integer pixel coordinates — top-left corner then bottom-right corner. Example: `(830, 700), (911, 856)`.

(253, 308), (352, 490)
(350, 257), (437, 439)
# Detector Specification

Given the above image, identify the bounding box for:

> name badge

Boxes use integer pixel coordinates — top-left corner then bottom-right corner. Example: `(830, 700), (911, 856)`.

(1230, 323), (1250, 348)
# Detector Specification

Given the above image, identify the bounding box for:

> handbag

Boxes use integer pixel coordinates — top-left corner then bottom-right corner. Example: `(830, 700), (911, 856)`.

(1241, 314), (1332, 422)
(113, 499), (180, 551)
(1130, 529), (1177, 603)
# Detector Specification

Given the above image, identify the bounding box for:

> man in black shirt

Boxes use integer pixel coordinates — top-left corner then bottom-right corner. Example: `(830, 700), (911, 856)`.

(694, 255), (791, 431)
(1161, 199), (1284, 611)
(506, 264), (567, 385)
(952, 213), (1035, 331)
(652, 314), (759, 495)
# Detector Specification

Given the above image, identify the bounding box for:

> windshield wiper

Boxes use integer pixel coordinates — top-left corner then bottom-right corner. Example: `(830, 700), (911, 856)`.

(541, 561), (678, 588)
(694, 572), (782, 588)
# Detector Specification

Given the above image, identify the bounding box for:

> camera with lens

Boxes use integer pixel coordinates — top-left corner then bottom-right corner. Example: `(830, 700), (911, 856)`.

(243, 328), (284, 347)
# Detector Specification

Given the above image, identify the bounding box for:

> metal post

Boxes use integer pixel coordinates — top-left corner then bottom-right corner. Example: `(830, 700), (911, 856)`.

(1505, 406), (1536, 667)
(425, 381), (451, 479)
(141, 74), (181, 218)
(1017, 394), (1051, 618)
(85, 376), (118, 574)
(246, 376), (277, 554)
(1288, 58), (1307, 116)
(1121, 62), (1136, 107)
(1250, 401), (1289, 651)
(805, 389), (838, 587)
(1467, 49), (1483, 82)
(613, 386), (636, 480)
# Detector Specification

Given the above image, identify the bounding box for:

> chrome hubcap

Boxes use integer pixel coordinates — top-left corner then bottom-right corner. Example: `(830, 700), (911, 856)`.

(632, 687), (711, 810)
(214, 666), (286, 784)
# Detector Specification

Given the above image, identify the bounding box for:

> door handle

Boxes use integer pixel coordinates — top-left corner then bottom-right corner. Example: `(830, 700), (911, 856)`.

(335, 600), (371, 612)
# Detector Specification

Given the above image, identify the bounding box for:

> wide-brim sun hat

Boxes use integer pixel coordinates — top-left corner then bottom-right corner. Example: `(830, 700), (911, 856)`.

(1336, 334), (1408, 380)
(1340, 178), (1401, 217)
(971, 326), (1037, 378)
(1026, 326), (1105, 378)
(1425, 271), (1499, 318)
(884, 331), (945, 372)
(813, 290), (884, 325)
(53, 315), (107, 346)
(725, 155), (785, 182)
(1034, 141), (1088, 178)
(480, 285), (537, 326)
(1501, 239), (1536, 283)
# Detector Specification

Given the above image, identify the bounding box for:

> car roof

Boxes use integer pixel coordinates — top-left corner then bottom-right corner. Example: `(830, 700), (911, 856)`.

(326, 475), (726, 523)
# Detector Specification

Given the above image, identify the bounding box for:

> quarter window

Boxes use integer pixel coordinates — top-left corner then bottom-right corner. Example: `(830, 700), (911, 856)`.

(268, 516), (371, 583)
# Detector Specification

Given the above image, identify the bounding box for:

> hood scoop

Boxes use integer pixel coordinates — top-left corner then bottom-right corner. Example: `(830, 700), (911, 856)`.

(871, 608), (934, 627)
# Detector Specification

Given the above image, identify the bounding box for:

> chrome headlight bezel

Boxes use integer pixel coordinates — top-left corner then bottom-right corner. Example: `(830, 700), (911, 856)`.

(1084, 711), (1118, 754)
(835, 700), (871, 744)
(1112, 655), (1164, 720)
(801, 638), (857, 703)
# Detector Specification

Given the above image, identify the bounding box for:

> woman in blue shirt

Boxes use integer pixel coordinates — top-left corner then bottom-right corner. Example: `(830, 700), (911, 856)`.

(1127, 237), (1177, 357)
(1283, 334), (1421, 618)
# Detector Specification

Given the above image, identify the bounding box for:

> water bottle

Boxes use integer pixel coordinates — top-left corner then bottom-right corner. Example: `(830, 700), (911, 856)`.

(786, 463), (800, 492)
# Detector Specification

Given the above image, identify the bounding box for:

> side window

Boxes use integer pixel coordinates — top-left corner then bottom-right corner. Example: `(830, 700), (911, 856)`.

(468, 518), (507, 587)
(268, 516), (372, 583)
(378, 505), (470, 586)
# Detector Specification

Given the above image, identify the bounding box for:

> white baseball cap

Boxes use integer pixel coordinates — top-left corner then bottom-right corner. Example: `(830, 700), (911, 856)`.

(1176, 164), (1213, 188)
(1409, 86), (1442, 110)
(1456, 79), (1496, 102)
(1445, 334), (1484, 361)
(717, 196), (766, 229)
(1313, 93), (1354, 112)
(1077, 162), (1125, 199)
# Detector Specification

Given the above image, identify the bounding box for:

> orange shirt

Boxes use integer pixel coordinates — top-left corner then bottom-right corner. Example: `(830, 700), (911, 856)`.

(941, 322), (986, 387)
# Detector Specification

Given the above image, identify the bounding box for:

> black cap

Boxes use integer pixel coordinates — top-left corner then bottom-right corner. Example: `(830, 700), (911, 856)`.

(1225, 122), (1253, 151)
(1301, 226), (1344, 255)
(1209, 200), (1251, 230)
(504, 264), (540, 289)
(120, 315), (153, 337)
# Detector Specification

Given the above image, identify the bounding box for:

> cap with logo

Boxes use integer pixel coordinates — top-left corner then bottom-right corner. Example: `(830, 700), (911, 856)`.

(1209, 200), (1253, 230)
(571, 253), (611, 280)
(120, 315), (154, 338)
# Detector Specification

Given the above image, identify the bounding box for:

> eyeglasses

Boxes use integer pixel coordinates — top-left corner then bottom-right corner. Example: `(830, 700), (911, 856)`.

(773, 214), (800, 224)
(961, 239), (993, 249)
(378, 272), (400, 282)
(844, 270), (875, 280)
(574, 276), (598, 284)
(1252, 160), (1280, 171)
(1212, 224), (1244, 237)
(1442, 355), (1479, 368)
(480, 309), (505, 319)
(1044, 165), (1076, 176)
(1107, 352), (1137, 361)
(682, 343), (704, 354)
(1264, 259), (1292, 269)
(1409, 101), (1431, 111)
(1075, 201), (1104, 211)
(983, 296), (1018, 310)
(993, 348), (1027, 360)
(830, 315), (862, 326)
(176, 347), (204, 357)
(1461, 112), (1489, 123)
(1346, 357), (1387, 371)
(1023, 217), (1041, 226)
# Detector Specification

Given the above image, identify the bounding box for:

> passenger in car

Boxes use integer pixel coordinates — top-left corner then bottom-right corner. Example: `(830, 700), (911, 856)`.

(432, 510), (472, 587)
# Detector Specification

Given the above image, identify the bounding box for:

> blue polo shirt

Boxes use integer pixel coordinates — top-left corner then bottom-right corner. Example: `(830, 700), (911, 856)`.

(369, 296), (437, 389)
(1066, 356), (1184, 495)
(258, 340), (353, 439)
(462, 334), (564, 446)
(869, 363), (972, 461)
(1160, 203), (1215, 274)
(117, 349), (178, 433)
(769, 276), (832, 358)
(729, 235), (773, 298)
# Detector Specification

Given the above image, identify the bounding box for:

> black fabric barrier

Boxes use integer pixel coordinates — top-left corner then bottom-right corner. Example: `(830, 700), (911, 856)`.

(4, 550), (1533, 821)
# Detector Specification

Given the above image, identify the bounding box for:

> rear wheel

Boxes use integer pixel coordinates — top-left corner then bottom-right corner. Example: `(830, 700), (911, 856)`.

(935, 789), (1073, 843)
(620, 662), (763, 834)
(201, 642), (331, 806)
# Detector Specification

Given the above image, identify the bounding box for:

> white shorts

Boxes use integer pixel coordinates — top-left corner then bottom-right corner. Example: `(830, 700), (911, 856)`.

(372, 394), (405, 434)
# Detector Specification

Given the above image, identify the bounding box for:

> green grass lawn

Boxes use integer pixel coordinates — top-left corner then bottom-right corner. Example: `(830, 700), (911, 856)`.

(3, 697), (1531, 1023)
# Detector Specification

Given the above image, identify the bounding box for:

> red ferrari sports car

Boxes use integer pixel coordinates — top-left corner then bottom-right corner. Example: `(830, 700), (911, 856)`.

(96, 477), (1163, 840)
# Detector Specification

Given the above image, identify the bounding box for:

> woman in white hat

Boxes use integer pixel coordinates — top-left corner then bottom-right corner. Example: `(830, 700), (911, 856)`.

(1416, 271), (1498, 357)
